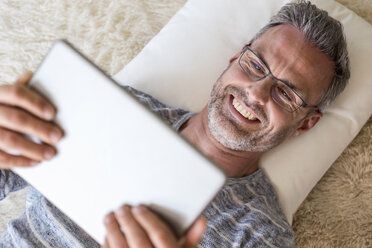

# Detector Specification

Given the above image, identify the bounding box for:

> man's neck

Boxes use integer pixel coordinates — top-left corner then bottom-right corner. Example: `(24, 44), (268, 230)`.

(179, 107), (263, 178)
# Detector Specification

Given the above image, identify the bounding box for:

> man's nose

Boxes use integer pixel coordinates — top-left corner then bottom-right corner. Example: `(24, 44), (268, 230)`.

(244, 77), (272, 105)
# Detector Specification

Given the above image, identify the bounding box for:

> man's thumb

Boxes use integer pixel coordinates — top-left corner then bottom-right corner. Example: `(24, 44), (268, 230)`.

(15, 71), (33, 85)
(182, 217), (207, 248)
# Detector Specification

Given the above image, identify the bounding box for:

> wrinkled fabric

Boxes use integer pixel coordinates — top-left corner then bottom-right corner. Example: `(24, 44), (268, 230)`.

(0, 86), (294, 247)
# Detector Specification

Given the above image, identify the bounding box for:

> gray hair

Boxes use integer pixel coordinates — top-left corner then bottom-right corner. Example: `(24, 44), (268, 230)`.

(250, 0), (350, 112)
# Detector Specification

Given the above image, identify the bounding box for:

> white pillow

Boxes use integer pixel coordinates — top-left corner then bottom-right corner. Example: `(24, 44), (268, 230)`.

(114, 0), (372, 224)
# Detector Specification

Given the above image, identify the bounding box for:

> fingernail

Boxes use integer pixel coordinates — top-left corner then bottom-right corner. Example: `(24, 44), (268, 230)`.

(29, 160), (39, 166)
(50, 131), (60, 143)
(132, 205), (145, 214)
(44, 148), (55, 160)
(44, 107), (54, 119)
(104, 213), (114, 225)
(117, 205), (130, 217)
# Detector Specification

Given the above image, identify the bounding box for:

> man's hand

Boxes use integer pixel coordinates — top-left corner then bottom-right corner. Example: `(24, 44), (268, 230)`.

(0, 71), (63, 169)
(102, 205), (207, 248)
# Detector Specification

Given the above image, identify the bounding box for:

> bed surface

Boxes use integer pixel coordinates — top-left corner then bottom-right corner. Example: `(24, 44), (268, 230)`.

(0, 0), (371, 246)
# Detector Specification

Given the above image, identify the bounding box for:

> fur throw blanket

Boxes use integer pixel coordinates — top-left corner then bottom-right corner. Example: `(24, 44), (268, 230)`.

(0, 0), (371, 247)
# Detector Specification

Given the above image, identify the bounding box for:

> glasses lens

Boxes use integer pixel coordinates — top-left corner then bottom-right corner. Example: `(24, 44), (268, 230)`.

(271, 81), (303, 112)
(239, 49), (269, 81)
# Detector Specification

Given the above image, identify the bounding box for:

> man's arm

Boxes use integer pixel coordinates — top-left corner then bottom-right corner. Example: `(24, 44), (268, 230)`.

(0, 170), (29, 201)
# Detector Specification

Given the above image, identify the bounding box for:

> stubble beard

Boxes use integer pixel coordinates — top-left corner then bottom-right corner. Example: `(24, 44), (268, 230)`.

(207, 76), (297, 152)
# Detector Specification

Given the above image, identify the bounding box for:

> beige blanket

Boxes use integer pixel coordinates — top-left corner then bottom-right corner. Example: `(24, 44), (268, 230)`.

(0, 0), (371, 246)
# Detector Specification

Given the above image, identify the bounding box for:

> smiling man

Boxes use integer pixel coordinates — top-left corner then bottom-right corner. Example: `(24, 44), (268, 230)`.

(0, 1), (349, 248)
(185, 23), (336, 177)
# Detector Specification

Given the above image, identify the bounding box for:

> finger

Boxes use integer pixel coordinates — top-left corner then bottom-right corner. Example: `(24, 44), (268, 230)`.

(14, 71), (33, 85)
(101, 237), (111, 248)
(0, 84), (55, 121)
(104, 212), (129, 248)
(181, 217), (207, 248)
(131, 205), (179, 248)
(115, 205), (153, 248)
(0, 128), (56, 161)
(0, 150), (39, 169)
(0, 105), (63, 145)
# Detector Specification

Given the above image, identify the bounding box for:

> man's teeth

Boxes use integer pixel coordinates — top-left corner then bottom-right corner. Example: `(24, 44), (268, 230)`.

(232, 98), (257, 121)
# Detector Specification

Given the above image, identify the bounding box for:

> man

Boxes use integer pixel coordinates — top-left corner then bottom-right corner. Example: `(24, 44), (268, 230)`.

(0, 1), (349, 247)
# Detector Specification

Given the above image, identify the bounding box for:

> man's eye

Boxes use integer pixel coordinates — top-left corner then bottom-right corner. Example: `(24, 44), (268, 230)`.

(250, 61), (264, 73)
(277, 86), (292, 102)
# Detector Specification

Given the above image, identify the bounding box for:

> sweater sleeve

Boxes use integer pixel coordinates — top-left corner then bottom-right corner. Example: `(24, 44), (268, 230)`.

(0, 170), (29, 201)
(122, 85), (194, 129)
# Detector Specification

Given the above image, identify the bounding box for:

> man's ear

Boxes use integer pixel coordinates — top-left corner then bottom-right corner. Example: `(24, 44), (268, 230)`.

(229, 53), (241, 64)
(229, 44), (248, 64)
(291, 111), (322, 137)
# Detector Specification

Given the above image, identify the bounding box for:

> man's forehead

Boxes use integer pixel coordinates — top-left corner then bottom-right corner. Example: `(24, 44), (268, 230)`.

(251, 25), (310, 66)
(256, 25), (306, 47)
(249, 24), (334, 104)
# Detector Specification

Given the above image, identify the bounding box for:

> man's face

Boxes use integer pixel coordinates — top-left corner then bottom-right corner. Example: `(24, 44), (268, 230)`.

(207, 24), (334, 152)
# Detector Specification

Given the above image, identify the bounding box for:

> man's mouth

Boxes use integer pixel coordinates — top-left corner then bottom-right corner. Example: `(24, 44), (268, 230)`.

(232, 98), (258, 120)
(229, 95), (261, 123)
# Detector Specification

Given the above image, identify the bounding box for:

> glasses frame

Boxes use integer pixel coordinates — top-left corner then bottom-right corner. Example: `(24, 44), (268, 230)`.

(238, 45), (319, 113)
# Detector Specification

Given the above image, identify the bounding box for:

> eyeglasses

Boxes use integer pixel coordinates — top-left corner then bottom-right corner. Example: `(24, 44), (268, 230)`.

(238, 45), (318, 113)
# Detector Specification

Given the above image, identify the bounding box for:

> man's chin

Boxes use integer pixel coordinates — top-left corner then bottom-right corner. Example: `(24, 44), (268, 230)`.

(208, 122), (263, 152)
(207, 97), (278, 152)
(207, 116), (285, 152)
(212, 135), (272, 152)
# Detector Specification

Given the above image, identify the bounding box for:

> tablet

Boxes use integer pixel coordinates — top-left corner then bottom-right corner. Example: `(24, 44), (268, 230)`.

(14, 40), (226, 244)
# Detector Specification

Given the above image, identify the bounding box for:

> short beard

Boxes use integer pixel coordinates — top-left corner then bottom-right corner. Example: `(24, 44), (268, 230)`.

(207, 77), (297, 152)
